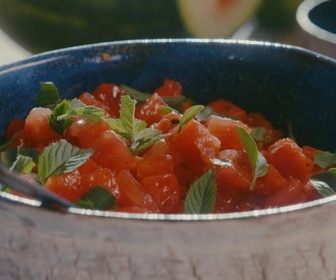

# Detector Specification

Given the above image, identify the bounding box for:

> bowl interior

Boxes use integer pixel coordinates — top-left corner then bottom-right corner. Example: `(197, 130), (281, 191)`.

(1, 39), (336, 153)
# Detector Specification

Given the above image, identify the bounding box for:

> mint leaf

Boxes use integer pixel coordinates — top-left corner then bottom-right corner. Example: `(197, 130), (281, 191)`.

(76, 185), (117, 210)
(36, 82), (61, 108)
(50, 99), (106, 134)
(314, 150), (336, 169)
(250, 127), (271, 143)
(0, 137), (17, 153)
(184, 168), (217, 214)
(121, 84), (188, 112)
(1, 146), (40, 168)
(49, 99), (72, 134)
(38, 140), (93, 183)
(236, 126), (268, 190)
(106, 95), (164, 155)
(310, 168), (336, 197)
(310, 178), (336, 197)
(178, 105), (204, 133)
(11, 155), (35, 174)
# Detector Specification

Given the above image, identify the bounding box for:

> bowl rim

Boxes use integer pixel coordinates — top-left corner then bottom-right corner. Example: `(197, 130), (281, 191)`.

(0, 37), (335, 71)
(1, 38), (336, 221)
(296, 0), (336, 44)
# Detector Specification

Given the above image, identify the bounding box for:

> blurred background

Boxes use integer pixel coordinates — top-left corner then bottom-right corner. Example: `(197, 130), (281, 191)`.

(0, 0), (333, 66)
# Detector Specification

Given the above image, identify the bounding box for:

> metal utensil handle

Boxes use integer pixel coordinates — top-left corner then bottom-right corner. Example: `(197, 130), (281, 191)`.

(0, 163), (75, 212)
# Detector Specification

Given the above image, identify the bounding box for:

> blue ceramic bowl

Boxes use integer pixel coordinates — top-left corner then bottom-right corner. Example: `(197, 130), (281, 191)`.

(1, 39), (336, 279)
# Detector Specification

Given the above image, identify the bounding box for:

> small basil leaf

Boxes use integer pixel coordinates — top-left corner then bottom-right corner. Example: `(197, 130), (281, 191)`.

(178, 105), (204, 133)
(36, 82), (61, 108)
(76, 185), (117, 210)
(11, 155), (35, 174)
(236, 126), (268, 190)
(314, 150), (336, 169)
(38, 140), (93, 183)
(184, 168), (217, 214)
(49, 99), (72, 134)
(121, 85), (188, 112)
(310, 178), (336, 197)
(1, 147), (40, 168)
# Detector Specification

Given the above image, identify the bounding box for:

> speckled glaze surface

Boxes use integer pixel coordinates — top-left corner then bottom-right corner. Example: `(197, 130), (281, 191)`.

(1, 39), (336, 279)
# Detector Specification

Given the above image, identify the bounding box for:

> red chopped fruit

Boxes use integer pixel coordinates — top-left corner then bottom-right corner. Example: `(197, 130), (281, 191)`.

(2, 79), (327, 214)
(267, 138), (314, 182)
(154, 79), (182, 97)
(116, 170), (158, 213)
(169, 119), (221, 170)
(91, 130), (138, 174)
(141, 174), (182, 214)
(207, 99), (248, 123)
(135, 93), (167, 126)
(45, 169), (84, 202)
(92, 83), (124, 117)
(24, 107), (62, 149)
(206, 115), (251, 150)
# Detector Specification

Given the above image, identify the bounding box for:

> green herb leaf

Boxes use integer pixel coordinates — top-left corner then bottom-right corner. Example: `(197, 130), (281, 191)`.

(121, 85), (188, 112)
(49, 99), (72, 134)
(178, 105), (204, 133)
(236, 126), (268, 190)
(0, 137), (17, 153)
(195, 106), (218, 121)
(106, 95), (164, 154)
(184, 168), (217, 214)
(50, 99), (106, 134)
(1, 155), (36, 193)
(250, 127), (271, 143)
(36, 82), (61, 108)
(310, 168), (336, 197)
(1, 146), (40, 168)
(10, 155), (35, 174)
(76, 185), (117, 210)
(38, 140), (93, 183)
(314, 150), (336, 169)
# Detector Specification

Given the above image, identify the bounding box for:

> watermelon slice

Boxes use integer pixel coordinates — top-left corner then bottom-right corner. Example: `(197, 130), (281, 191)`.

(178, 0), (262, 37)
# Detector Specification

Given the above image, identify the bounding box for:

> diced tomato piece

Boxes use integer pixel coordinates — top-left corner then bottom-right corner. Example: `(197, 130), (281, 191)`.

(92, 130), (137, 174)
(154, 79), (182, 97)
(78, 92), (112, 117)
(152, 112), (181, 134)
(137, 153), (174, 180)
(92, 83), (124, 117)
(267, 138), (314, 182)
(302, 145), (325, 175)
(235, 191), (265, 212)
(141, 174), (182, 214)
(206, 115), (251, 150)
(65, 118), (110, 149)
(214, 184), (240, 213)
(170, 119), (220, 170)
(77, 158), (99, 173)
(207, 99), (248, 123)
(81, 167), (120, 198)
(246, 113), (283, 146)
(303, 181), (321, 201)
(5, 119), (25, 140)
(8, 129), (31, 147)
(265, 178), (307, 208)
(24, 107), (62, 148)
(135, 93), (167, 126)
(215, 149), (252, 192)
(254, 164), (288, 196)
(45, 169), (84, 202)
(116, 169), (158, 213)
